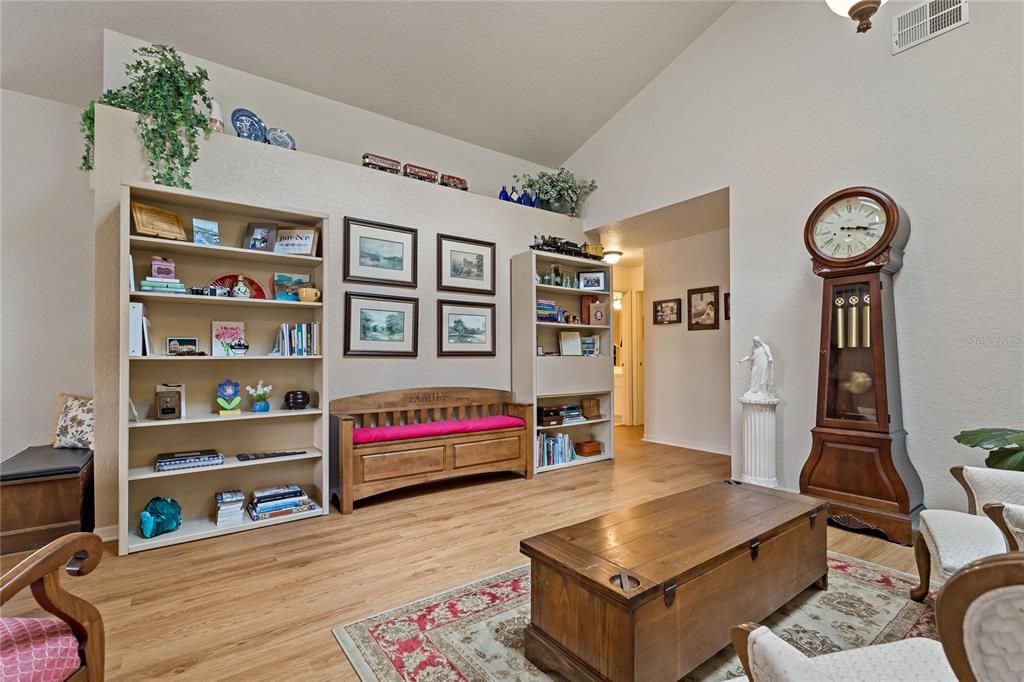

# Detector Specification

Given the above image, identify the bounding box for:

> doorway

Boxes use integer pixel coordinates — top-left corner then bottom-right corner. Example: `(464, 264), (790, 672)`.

(612, 259), (644, 427)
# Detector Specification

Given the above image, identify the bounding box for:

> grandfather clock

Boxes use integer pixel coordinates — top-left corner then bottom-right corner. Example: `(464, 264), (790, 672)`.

(799, 186), (924, 545)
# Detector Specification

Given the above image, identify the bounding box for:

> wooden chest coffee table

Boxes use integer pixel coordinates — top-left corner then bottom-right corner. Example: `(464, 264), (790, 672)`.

(519, 481), (829, 681)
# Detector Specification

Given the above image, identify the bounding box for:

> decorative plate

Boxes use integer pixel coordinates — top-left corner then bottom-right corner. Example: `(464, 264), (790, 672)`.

(231, 108), (267, 142)
(266, 128), (296, 150)
(208, 273), (269, 299)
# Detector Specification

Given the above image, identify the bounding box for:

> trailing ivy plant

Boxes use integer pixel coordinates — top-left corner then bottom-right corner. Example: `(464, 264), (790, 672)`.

(954, 428), (1024, 471)
(80, 45), (212, 189)
(513, 167), (598, 217)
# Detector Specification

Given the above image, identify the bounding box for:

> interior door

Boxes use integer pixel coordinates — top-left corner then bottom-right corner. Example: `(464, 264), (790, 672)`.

(633, 290), (645, 425)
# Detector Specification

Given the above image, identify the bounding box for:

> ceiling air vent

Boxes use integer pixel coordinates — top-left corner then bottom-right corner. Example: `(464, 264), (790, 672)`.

(892, 0), (969, 54)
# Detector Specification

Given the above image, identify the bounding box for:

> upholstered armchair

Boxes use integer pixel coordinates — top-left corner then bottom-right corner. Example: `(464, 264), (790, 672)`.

(0, 532), (104, 681)
(730, 551), (1024, 682)
(910, 465), (1024, 601)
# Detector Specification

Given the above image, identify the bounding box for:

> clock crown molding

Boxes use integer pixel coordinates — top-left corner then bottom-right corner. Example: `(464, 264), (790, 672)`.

(804, 186), (909, 275)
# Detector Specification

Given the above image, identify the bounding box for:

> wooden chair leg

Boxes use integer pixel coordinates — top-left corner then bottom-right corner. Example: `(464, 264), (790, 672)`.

(910, 534), (931, 601)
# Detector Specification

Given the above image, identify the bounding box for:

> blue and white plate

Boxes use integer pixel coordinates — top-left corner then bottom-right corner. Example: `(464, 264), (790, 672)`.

(266, 128), (296, 150)
(231, 108), (267, 142)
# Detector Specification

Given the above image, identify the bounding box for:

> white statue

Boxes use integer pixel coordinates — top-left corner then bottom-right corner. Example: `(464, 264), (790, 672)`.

(738, 336), (774, 399)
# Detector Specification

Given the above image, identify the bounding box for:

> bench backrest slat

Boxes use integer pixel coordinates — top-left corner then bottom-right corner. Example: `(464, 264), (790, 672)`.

(330, 387), (512, 426)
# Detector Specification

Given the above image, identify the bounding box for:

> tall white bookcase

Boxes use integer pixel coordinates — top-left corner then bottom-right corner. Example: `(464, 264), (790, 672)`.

(116, 183), (329, 554)
(511, 250), (615, 473)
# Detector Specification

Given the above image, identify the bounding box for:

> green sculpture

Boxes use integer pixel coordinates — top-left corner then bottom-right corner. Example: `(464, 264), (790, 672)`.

(140, 497), (182, 538)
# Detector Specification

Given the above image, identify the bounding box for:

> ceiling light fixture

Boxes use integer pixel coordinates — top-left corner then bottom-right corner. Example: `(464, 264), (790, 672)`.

(826, 0), (887, 33)
(603, 250), (623, 265)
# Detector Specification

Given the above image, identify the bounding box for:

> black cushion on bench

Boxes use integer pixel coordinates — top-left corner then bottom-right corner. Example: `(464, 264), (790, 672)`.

(1, 446), (93, 482)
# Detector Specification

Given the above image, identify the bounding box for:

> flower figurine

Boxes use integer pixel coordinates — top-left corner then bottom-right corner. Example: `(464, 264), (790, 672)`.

(216, 379), (242, 415)
(246, 381), (273, 413)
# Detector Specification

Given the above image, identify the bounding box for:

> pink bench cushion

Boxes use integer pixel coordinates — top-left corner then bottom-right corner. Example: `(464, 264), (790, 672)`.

(0, 617), (81, 681)
(352, 415), (526, 445)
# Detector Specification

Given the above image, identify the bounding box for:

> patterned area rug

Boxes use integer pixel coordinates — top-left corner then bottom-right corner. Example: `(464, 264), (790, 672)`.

(333, 553), (935, 681)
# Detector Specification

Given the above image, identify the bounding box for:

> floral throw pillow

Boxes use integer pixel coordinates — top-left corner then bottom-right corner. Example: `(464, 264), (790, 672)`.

(54, 396), (95, 450)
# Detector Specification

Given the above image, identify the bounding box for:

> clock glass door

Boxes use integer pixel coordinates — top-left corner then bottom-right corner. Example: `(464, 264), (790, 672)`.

(822, 278), (883, 426)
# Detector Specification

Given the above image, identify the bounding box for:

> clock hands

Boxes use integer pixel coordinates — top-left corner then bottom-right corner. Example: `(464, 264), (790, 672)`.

(840, 225), (874, 231)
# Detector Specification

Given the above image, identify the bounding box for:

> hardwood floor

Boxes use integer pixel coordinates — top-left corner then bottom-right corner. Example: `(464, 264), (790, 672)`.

(1, 426), (913, 680)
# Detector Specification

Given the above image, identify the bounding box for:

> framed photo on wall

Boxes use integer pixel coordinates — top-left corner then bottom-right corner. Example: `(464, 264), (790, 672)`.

(687, 286), (720, 331)
(344, 217), (418, 288)
(653, 298), (682, 325)
(437, 300), (496, 356)
(344, 292), (419, 356)
(725, 292), (731, 321)
(437, 234), (495, 295)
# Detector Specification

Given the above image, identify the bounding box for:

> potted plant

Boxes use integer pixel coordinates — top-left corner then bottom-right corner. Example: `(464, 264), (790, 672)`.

(954, 428), (1024, 471)
(80, 44), (212, 189)
(246, 381), (273, 413)
(513, 167), (598, 217)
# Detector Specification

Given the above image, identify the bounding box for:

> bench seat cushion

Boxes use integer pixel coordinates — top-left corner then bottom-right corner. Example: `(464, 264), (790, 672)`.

(353, 415), (525, 445)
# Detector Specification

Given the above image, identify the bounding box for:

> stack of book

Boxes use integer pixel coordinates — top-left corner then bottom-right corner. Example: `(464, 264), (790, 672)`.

(536, 299), (561, 323)
(215, 490), (245, 526)
(275, 322), (320, 357)
(140, 277), (187, 295)
(248, 484), (319, 521)
(154, 449), (224, 472)
(559, 404), (587, 425)
(580, 335), (600, 356)
(537, 432), (575, 468)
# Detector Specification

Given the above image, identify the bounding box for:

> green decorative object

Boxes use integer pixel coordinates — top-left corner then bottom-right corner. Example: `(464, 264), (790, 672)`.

(954, 428), (1024, 471)
(512, 167), (598, 218)
(79, 44), (212, 189)
(139, 496), (182, 538)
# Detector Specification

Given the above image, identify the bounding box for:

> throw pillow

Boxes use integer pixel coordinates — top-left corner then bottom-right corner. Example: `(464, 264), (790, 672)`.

(54, 395), (95, 450)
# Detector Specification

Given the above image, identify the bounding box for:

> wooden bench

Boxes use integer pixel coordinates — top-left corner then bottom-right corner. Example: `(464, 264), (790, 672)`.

(330, 387), (533, 514)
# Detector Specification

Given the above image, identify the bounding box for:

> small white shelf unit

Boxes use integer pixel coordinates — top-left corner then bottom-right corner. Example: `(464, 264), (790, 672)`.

(511, 249), (615, 474)
(116, 183), (330, 555)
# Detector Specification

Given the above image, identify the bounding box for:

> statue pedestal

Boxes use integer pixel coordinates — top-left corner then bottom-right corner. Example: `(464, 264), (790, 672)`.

(739, 395), (780, 488)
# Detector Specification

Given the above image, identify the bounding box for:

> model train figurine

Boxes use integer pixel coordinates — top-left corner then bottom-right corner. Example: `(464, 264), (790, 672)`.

(362, 153), (468, 191)
(361, 153), (401, 174)
(440, 174), (469, 191)
(531, 235), (605, 261)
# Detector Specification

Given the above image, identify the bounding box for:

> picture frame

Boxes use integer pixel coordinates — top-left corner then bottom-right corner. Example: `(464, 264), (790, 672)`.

(344, 217), (418, 288)
(653, 298), (682, 325)
(131, 201), (187, 241)
(273, 226), (320, 256)
(559, 331), (583, 356)
(273, 272), (312, 301)
(166, 336), (200, 356)
(437, 234), (496, 295)
(687, 286), (720, 331)
(437, 300), (496, 356)
(578, 271), (607, 291)
(211, 321), (246, 357)
(589, 300), (609, 326)
(345, 292), (419, 356)
(192, 218), (219, 246)
(243, 223), (277, 252)
(725, 292), (731, 321)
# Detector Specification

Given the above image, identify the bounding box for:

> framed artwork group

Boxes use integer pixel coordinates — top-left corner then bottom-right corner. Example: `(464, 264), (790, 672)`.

(653, 287), (729, 330)
(342, 218), (498, 357)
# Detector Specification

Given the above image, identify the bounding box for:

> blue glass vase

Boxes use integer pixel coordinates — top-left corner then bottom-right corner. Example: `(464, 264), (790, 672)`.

(252, 400), (270, 412)
(498, 185), (510, 201)
(518, 191), (532, 206)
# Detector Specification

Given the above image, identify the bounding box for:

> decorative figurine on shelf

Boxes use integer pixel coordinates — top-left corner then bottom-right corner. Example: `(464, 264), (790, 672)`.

(283, 390), (310, 410)
(246, 381), (273, 412)
(737, 336), (775, 400)
(217, 379), (242, 416)
(232, 275), (252, 299)
(230, 339), (250, 357)
(139, 497), (182, 538)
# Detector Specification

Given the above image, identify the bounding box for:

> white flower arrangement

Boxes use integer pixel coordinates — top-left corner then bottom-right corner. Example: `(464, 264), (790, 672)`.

(246, 381), (273, 402)
(512, 167), (598, 217)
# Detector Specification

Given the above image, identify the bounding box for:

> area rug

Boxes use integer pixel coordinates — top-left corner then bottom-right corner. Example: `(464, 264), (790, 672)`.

(333, 553), (935, 681)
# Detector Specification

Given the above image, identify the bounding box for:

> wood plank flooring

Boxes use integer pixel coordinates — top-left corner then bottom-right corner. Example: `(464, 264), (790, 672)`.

(1, 426), (913, 680)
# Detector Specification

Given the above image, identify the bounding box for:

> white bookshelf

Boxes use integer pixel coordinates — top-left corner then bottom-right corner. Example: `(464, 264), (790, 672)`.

(511, 250), (615, 474)
(116, 183), (330, 555)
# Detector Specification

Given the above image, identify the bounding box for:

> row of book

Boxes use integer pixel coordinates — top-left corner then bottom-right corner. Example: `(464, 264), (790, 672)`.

(537, 432), (576, 468)
(274, 322), (320, 357)
(536, 298), (562, 323)
(559, 404), (587, 425)
(155, 449), (224, 472)
(140, 276), (187, 294)
(215, 490), (245, 526)
(248, 484), (319, 521)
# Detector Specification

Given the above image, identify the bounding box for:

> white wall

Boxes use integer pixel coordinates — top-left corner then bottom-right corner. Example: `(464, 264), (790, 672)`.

(643, 229), (731, 454)
(1, 90), (94, 460)
(103, 30), (551, 199)
(565, 1), (1024, 510)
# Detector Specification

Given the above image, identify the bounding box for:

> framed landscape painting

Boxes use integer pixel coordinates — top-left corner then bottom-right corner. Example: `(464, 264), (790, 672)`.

(345, 292), (419, 356)
(344, 217), (418, 288)
(437, 234), (495, 295)
(687, 286), (720, 331)
(437, 300), (496, 356)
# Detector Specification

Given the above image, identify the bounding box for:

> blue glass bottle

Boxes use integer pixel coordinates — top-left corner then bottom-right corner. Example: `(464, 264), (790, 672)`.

(519, 191), (532, 206)
(498, 185), (510, 201)
(509, 185), (520, 202)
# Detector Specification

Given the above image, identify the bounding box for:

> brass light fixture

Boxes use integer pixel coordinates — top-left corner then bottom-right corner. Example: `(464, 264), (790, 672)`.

(826, 0), (887, 33)
(602, 250), (623, 265)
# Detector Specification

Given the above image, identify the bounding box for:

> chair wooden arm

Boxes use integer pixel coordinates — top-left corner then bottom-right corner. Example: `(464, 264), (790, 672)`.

(983, 503), (1019, 550)
(731, 623), (760, 679)
(1, 532), (105, 681)
(950, 466), (976, 514)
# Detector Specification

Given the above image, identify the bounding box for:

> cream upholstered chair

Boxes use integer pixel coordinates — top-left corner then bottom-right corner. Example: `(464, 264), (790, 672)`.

(983, 502), (1024, 551)
(910, 466), (1024, 602)
(730, 552), (1024, 682)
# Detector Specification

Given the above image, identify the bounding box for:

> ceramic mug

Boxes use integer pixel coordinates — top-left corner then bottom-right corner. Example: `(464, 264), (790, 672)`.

(298, 287), (321, 302)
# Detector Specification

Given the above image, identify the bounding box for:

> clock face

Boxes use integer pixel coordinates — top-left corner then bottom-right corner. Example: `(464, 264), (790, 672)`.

(811, 195), (887, 260)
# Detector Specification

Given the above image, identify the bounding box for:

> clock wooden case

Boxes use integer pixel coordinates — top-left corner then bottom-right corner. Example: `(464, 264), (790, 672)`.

(799, 186), (924, 546)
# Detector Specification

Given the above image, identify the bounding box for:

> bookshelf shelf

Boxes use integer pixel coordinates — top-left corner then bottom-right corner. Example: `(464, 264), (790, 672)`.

(537, 418), (611, 432)
(535, 283), (610, 296)
(130, 291), (322, 308)
(535, 453), (613, 473)
(127, 448), (322, 480)
(130, 355), (322, 361)
(130, 235), (323, 266)
(125, 507), (323, 553)
(536, 321), (611, 330)
(129, 407), (322, 429)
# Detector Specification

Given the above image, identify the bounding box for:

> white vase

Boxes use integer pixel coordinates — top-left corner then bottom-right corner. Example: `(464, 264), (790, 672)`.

(208, 99), (225, 133)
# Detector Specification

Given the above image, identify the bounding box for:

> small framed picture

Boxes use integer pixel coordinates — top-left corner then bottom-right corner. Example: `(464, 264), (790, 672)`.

(243, 223), (277, 252)
(725, 292), (731, 321)
(437, 234), (496, 295)
(559, 331), (583, 356)
(273, 272), (312, 301)
(344, 217), (417, 288)
(212, 320), (246, 357)
(579, 271), (607, 291)
(653, 298), (682, 325)
(688, 286), (720, 331)
(437, 300), (496, 356)
(589, 301), (609, 326)
(273, 226), (320, 256)
(166, 336), (199, 356)
(192, 218), (219, 245)
(345, 292), (418, 356)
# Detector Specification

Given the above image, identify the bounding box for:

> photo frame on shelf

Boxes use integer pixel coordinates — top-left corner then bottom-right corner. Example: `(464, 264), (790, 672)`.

(437, 300), (496, 356)
(243, 223), (277, 252)
(131, 201), (187, 241)
(211, 320), (246, 357)
(687, 286), (720, 331)
(653, 298), (682, 325)
(589, 300), (609, 326)
(192, 218), (219, 245)
(578, 271), (606, 291)
(344, 217), (417, 288)
(166, 337), (200, 356)
(559, 331), (583, 356)
(273, 272), (312, 301)
(273, 226), (320, 256)
(437, 234), (496, 295)
(345, 292), (419, 356)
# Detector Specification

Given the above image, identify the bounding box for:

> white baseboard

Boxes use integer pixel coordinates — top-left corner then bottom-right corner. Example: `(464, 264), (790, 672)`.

(93, 525), (118, 542)
(642, 434), (732, 457)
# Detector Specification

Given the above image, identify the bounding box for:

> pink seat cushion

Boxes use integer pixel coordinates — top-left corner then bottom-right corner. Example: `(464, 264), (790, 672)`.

(0, 617), (81, 681)
(353, 415), (526, 445)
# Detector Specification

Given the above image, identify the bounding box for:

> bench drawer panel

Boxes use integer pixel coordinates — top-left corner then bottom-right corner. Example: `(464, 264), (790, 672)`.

(360, 446), (445, 482)
(453, 436), (521, 469)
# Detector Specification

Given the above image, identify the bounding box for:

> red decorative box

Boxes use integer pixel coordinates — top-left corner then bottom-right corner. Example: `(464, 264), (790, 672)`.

(403, 163), (439, 183)
(362, 153), (401, 174)
(151, 256), (176, 280)
(439, 174), (469, 191)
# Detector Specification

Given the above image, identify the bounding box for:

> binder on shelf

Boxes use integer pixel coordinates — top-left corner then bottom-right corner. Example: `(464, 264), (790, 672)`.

(129, 302), (144, 357)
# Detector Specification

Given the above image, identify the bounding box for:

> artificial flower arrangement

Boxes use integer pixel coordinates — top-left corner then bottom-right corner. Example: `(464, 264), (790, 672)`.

(246, 381), (273, 412)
